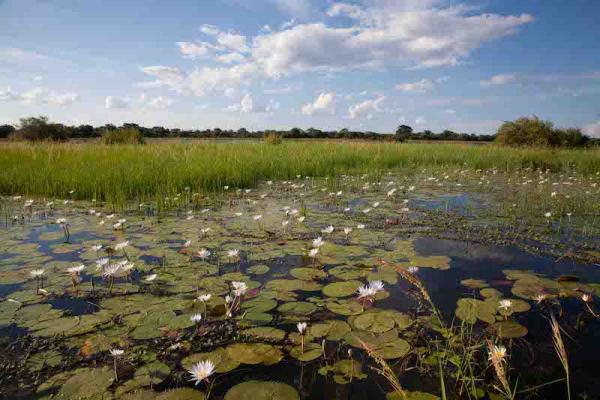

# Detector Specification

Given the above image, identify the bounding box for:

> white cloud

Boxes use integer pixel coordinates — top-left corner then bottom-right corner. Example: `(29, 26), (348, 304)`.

(147, 96), (173, 109)
(582, 120), (600, 138)
(217, 52), (245, 64)
(480, 73), (517, 86)
(301, 92), (336, 116)
(415, 116), (427, 125)
(105, 96), (130, 109)
(216, 32), (249, 53)
(0, 86), (79, 106)
(142, 2), (532, 97)
(327, 3), (363, 19)
(177, 42), (215, 59)
(189, 63), (258, 96)
(0, 87), (19, 101)
(396, 78), (433, 93)
(46, 92), (79, 106)
(445, 109), (457, 114)
(227, 93), (279, 113)
(348, 96), (385, 119)
(140, 66), (186, 91)
(200, 24), (220, 36)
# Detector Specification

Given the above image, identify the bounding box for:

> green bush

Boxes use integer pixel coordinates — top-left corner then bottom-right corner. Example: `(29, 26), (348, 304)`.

(10, 116), (69, 142)
(495, 117), (589, 147)
(263, 131), (283, 145)
(100, 127), (145, 144)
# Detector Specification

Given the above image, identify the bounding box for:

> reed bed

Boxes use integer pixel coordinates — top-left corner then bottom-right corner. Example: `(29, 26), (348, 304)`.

(0, 141), (598, 202)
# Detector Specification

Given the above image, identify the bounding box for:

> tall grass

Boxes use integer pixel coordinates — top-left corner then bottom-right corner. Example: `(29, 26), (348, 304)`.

(0, 141), (598, 203)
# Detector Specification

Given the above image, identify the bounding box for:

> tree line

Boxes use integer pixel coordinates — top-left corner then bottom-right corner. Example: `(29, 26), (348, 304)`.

(1, 116), (597, 147)
(1, 116), (492, 142)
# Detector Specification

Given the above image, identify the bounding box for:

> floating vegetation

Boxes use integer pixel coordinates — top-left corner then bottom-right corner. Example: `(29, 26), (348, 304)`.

(0, 169), (599, 399)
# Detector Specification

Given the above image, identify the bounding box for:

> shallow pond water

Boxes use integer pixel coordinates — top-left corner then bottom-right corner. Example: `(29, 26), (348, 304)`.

(0, 176), (599, 399)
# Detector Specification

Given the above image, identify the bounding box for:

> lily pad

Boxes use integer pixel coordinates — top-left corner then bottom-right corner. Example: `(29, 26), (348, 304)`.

(322, 280), (361, 298)
(225, 381), (299, 400)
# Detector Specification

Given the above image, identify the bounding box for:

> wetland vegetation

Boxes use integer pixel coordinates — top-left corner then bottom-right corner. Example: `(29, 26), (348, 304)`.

(0, 140), (599, 400)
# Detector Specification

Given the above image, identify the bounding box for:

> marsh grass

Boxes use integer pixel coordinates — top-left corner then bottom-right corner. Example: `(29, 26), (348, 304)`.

(1, 141), (598, 204)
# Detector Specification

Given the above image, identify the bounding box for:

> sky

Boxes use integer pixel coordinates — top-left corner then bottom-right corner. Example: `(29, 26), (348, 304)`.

(1, 0), (599, 136)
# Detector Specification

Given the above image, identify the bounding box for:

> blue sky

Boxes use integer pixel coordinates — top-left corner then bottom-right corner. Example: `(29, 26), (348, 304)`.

(1, 0), (599, 135)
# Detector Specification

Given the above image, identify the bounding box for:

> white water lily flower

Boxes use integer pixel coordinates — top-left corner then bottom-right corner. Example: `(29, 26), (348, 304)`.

(308, 248), (319, 258)
(109, 349), (124, 357)
(369, 280), (385, 293)
(234, 212), (243, 217)
(297, 216), (305, 223)
(102, 264), (121, 278)
(544, 212), (552, 218)
(30, 269), (45, 277)
(356, 224), (366, 229)
(56, 218), (67, 225)
(344, 207), (351, 212)
(498, 299), (513, 311)
(198, 248), (211, 260)
(67, 265), (85, 274)
(362, 208), (371, 214)
(188, 360), (215, 385)
(145, 274), (157, 282)
(372, 202), (380, 208)
(231, 281), (247, 297)
(114, 241), (129, 251)
(344, 228), (353, 235)
(321, 225), (334, 234)
(96, 257), (109, 267)
(253, 214), (263, 221)
(357, 285), (376, 298)
(190, 314), (203, 323)
(227, 249), (240, 258)
(91, 244), (103, 252)
(197, 294), (212, 302)
(297, 322), (308, 334)
(312, 237), (325, 248)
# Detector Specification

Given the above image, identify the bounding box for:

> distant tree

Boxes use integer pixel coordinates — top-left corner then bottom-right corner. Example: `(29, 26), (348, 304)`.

(0, 124), (15, 138)
(395, 124), (413, 141)
(495, 117), (589, 147)
(11, 116), (69, 142)
(100, 127), (144, 144)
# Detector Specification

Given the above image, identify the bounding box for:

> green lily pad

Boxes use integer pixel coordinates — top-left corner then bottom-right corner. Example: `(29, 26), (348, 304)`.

(57, 367), (114, 399)
(322, 280), (361, 298)
(289, 342), (323, 361)
(224, 381), (299, 400)
(182, 348), (240, 373)
(290, 267), (327, 281)
(247, 265), (270, 275)
(490, 321), (528, 338)
(310, 320), (351, 341)
(318, 359), (367, 384)
(241, 327), (286, 342)
(326, 299), (364, 316)
(277, 301), (317, 316)
(225, 343), (283, 365)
